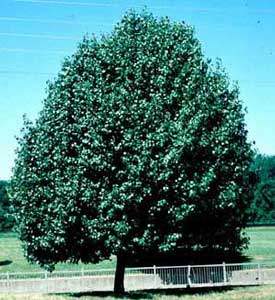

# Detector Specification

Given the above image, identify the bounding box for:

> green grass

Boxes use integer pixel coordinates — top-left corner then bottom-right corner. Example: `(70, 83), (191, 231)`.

(0, 232), (115, 273)
(244, 227), (275, 263)
(2, 286), (275, 300)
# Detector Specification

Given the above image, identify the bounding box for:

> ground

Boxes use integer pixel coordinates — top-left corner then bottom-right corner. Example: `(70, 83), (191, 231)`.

(245, 227), (275, 263)
(1, 286), (275, 300)
(0, 232), (115, 272)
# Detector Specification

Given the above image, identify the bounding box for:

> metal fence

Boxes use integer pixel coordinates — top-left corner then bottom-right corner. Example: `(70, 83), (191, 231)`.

(0, 262), (274, 294)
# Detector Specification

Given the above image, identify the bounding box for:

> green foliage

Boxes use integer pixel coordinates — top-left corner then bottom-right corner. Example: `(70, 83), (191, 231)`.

(11, 10), (253, 274)
(250, 154), (275, 224)
(0, 181), (13, 232)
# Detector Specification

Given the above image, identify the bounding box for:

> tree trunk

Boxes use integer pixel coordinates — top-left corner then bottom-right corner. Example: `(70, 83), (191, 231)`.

(114, 251), (126, 293)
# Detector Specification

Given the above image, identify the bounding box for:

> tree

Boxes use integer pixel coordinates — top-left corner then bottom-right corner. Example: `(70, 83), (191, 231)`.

(10, 11), (253, 293)
(0, 181), (13, 232)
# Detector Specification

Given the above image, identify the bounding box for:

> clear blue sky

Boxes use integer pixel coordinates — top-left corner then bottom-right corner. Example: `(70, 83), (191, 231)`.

(0, 0), (275, 180)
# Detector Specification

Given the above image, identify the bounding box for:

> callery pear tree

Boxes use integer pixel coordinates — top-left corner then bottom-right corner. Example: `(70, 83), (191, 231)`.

(11, 11), (253, 293)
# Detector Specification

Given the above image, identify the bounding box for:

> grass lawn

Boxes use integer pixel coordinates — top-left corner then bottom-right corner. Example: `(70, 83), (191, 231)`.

(0, 232), (115, 273)
(244, 227), (275, 263)
(1, 286), (275, 300)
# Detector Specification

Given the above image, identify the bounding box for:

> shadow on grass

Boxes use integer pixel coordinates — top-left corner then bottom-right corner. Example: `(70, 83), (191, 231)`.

(0, 260), (12, 266)
(61, 286), (240, 299)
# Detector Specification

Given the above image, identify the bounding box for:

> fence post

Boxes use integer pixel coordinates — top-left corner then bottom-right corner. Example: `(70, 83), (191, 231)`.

(153, 265), (157, 289)
(81, 267), (84, 292)
(187, 265), (192, 287)
(223, 262), (227, 284)
(6, 272), (10, 294)
(44, 271), (48, 294)
(257, 263), (261, 284)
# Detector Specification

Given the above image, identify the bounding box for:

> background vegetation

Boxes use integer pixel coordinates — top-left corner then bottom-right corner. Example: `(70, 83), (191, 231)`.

(250, 154), (275, 225)
(0, 181), (13, 232)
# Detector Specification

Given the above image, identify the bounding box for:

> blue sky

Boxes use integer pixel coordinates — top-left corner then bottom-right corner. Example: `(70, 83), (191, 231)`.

(0, 0), (275, 179)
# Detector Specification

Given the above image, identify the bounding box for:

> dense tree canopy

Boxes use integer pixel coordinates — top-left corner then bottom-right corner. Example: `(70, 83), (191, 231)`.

(250, 154), (275, 224)
(11, 11), (253, 292)
(0, 180), (13, 232)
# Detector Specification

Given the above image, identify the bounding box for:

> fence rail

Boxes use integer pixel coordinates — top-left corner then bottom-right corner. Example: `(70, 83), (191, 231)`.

(0, 262), (275, 294)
